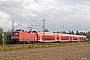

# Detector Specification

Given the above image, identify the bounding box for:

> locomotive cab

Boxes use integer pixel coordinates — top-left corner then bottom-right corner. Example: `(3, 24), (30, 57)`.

(11, 32), (19, 43)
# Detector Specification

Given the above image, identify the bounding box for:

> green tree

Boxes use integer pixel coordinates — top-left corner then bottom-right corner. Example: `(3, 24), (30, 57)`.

(4, 31), (11, 44)
(62, 31), (67, 34)
(68, 31), (72, 34)
(76, 30), (80, 35)
(57, 31), (59, 33)
(60, 31), (62, 33)
(0, 27), (11, 44)
(0, 27), (3, 44)
(53, 31), (55, 33)
(45, 29), (49, 32)
(60, 31), (67, 34)
(0, 34), (2, 44)
(79, 32), (86, 36)
(71, 30), (74, 34)
(86, 31), (90, 38)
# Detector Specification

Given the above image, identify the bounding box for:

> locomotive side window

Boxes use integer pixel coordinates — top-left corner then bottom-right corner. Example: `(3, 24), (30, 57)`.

(61, 38), (69, 40)
(44, 38), (54, 40)
(73, 37), (78, 40)
(61, 37), (69, 40)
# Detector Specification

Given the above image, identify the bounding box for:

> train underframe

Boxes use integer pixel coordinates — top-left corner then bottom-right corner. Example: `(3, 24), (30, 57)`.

(11, 39), (83, 44)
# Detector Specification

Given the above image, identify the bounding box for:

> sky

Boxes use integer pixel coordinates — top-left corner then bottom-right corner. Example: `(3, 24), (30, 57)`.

(0, 0), (90, 32)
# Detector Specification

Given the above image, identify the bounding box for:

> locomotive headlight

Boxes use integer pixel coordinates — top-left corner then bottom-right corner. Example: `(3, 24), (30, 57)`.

(11, 36), (18, 39)
(11, 37), (14, 39)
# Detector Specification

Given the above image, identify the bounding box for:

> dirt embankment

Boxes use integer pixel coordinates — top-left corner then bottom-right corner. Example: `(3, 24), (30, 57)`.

(0, 44), (90, 60)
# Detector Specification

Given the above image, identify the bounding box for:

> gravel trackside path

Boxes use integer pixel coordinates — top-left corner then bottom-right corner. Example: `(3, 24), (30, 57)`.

(0, 44), (90, 60)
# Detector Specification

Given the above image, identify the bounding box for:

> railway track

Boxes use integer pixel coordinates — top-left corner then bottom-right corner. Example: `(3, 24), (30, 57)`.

(0, 41), (80, 48)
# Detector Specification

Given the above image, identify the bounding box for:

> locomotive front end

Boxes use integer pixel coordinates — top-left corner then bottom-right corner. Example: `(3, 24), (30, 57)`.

(11, 32), (19, 43)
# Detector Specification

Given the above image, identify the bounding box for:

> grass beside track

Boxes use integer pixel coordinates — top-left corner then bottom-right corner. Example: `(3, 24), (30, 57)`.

(0, 40), (90, 52)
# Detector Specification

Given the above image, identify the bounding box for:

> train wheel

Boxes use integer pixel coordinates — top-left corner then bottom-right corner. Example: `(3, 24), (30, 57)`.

(30, 41), (34, 44)
(55, 41), (59, 43)
(16, 40), (19, 44)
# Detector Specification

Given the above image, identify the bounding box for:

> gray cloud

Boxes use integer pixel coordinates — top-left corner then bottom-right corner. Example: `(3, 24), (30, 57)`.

(0, 1), (23, 20)
(34, 0), (39, 3)
(58, 0), (90, 5)
(0, 0), (90, 32)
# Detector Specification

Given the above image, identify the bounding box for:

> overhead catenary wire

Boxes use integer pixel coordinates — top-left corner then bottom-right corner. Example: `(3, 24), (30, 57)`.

(30, 19), (45, 35)
(14, 21), (23, 28)
(33, 20), (42, 26)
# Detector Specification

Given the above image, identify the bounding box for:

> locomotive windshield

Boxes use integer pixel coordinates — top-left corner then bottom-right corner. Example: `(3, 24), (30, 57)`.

(12, 32), (18, 36)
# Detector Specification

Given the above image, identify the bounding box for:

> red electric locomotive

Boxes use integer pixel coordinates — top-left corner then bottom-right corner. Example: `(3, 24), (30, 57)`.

(11, 30), (38, 43)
